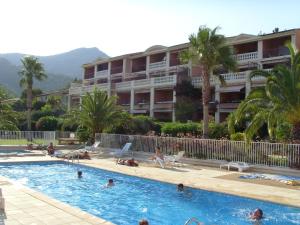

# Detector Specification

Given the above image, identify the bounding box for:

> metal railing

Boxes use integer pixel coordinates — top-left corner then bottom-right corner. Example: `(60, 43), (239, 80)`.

(95, 133), (300, 169)
(0, 131), (56, 145)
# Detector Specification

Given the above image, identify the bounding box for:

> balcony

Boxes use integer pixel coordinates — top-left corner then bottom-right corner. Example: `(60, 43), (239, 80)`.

(134, 103), (150, 111)
(95, 70), (108, 78)
(149, 61), (166, 70)
(116, 75), (177, 90)
(69, 83), (82, 95)
(233, 52), (258, 61)
(154, 101), (173, 111)
(81, 83), (109, 94)
(263, 47), (290, 58)
(219, 102), (240, 109)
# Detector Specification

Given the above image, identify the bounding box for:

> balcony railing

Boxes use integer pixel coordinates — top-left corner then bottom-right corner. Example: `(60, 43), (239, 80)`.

(233, 52), (258, 61)
(149, 61), (166, 70)
(221, 72), (247, 81)
(116, 75), (177, 90)
(95, 70), (108, 78)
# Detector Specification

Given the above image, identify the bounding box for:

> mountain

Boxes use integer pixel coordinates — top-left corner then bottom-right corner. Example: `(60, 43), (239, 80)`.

(0, 47), (108, 95)
(0, 58), (73, 96)
(0, 47), (108, 78)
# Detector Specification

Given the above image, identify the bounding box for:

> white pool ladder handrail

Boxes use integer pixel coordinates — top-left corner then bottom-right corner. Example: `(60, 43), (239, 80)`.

(184, 217), (202, 225)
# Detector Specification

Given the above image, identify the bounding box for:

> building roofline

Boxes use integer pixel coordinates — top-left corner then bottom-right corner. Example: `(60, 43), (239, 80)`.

(83, 28), (299, 67)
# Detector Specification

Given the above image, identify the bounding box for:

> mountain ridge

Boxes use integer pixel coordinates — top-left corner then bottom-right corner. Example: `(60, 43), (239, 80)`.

(0, 47), (108, 95)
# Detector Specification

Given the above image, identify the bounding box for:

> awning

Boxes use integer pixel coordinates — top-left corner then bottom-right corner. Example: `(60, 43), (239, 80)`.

(219, 85), (245, 93)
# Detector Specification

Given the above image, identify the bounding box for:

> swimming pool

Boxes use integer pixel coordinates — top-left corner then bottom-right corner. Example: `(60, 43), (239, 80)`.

(0, 161), (299, 225)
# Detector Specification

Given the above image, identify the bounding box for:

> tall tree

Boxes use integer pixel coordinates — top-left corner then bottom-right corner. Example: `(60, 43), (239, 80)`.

(181, 26), (236, 137)
(79, 89), (120, 140)
(19, 56), (47, 130)
(232, 42), (300, 142)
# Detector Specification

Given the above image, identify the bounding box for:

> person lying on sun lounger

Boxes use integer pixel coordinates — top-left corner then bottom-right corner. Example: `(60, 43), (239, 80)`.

(117, 158), (138, 167)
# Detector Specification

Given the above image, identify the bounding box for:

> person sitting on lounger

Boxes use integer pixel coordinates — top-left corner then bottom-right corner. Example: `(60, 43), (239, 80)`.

(47, 142), (55, 155)
(150, 146), (164, 161)
(106, 179), (115, 187)
(117, 158), (138, 167)
(250, 208), (263, 220)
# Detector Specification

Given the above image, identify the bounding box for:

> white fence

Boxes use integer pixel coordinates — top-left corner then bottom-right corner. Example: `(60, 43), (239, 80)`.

(0, 131), (56, 145)
(96, 133), (300, 169)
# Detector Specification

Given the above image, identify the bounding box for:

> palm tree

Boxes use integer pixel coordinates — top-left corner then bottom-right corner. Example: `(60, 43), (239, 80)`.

(181, 26), (236, 137)
(232, 42), (300, 142)
(19, 56), (47, 130)
(79, 89), (120, 140)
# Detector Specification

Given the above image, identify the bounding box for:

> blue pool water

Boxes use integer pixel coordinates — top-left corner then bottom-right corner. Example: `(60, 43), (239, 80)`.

(0, 161), (299, 225)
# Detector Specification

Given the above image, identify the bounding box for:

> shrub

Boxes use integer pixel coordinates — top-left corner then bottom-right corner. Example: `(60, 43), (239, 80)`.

(76, 126), (90, 142)
(275, 121), (292, 142)
(208, 122), (229, 139)
(35, 116), (59, 131)
(161, 122), (201, 137)
(230, 132), (245, 141)
(129, 115), (161, 135)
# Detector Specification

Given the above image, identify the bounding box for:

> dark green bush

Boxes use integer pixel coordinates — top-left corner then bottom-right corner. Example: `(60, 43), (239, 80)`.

(76, 126), (90, 142)
(208, 122), (229, 139)
(161, 122), (201, 137)
(129, 115), (161, 135)
(275, 121), (292, 142)
(230, 132), (245, 141)
(35, 116), (59, 131)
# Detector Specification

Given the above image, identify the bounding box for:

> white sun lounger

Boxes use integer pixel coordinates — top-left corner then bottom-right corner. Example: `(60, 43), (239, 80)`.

(79, 141), (101, 152)
(164, 151), (185, 165)
(111, 143), (132, 158)
(220, 161), (251, 172)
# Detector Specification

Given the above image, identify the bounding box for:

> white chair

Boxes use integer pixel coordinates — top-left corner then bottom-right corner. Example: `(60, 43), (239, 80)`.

(111, 143), (132, 158)
(220, 161), (251, 172)
(79, 141), (101, 152)
(164, 151), (185, 165)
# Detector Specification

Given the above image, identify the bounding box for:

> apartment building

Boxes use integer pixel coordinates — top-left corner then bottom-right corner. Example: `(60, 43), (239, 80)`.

(68, 29), (300, 122)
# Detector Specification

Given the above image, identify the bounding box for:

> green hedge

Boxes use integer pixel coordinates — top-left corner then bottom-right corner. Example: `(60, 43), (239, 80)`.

(35, 116), (59, 131)
(161, 122), (202, 137)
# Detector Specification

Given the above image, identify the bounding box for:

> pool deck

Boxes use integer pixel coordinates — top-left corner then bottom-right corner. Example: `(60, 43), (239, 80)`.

(0, 155), (299, 224)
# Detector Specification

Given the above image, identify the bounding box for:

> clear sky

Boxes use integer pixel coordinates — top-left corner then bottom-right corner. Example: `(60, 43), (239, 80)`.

(0, 0), (299, 57)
